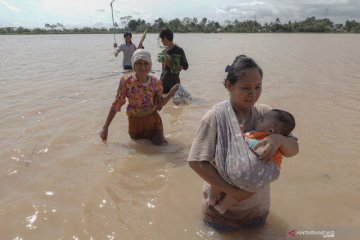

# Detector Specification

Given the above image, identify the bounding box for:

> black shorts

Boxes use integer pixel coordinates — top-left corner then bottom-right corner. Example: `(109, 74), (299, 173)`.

(161, 72), (180, 94)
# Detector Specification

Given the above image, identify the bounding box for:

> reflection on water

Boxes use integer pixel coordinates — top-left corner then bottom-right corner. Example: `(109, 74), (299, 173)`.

(0, 33), (360, 239)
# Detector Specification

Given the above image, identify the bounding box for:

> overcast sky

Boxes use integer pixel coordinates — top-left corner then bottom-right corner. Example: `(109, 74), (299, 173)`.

(1, 0), (359, 28)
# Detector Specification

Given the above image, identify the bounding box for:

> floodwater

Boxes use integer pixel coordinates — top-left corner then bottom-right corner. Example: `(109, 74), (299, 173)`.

(0, 33), (359, 240)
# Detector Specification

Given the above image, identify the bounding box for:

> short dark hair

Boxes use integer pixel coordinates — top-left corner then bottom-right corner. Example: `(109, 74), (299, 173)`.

(123, 32), (132, 38)
(271, 109), (296, 136)
(159, 27), (173, 41)
(224, 55), (263, 87)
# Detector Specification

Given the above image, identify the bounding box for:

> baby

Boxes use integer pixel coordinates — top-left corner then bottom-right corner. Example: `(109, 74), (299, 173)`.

(209, 109), (296, 214)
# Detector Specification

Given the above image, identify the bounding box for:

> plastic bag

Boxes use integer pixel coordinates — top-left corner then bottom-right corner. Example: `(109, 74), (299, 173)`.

(173, 85), (192, 105)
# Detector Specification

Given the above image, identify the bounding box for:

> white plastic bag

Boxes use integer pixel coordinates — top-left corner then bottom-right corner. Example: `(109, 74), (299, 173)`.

(173, 85), (192, 105)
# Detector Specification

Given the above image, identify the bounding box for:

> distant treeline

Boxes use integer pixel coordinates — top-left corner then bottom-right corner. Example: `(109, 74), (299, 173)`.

(1, 16), (360, 34)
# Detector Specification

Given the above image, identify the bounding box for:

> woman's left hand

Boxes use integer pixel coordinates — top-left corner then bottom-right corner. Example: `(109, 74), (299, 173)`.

(253, 134), (283, 161)
(169, 83), (180, 97)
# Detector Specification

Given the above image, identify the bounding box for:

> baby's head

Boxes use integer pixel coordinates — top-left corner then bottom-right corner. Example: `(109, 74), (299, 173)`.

(256, 109), (295, 136)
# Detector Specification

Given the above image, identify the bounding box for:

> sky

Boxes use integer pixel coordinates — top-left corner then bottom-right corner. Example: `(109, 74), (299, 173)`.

(1, 0), (359, 28)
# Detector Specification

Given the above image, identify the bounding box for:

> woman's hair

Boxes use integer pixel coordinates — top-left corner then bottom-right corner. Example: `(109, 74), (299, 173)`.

(123, 32), (132, 38)
(224, 55), (263, 86)
(123, 32), (132, 44)
(159, 27), (174, 41)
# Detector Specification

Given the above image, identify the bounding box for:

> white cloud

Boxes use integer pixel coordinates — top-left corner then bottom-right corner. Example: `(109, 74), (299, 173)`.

(215, 0), (360, 23)
(2, 0), (359, 28)
(0, 0), (21, 12)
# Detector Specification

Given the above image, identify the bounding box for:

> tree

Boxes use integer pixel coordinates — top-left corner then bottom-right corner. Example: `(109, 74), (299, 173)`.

(128, 19), (139, 31)
(169, 18), (184, 32)
(128, 19), (146, 32)
(345, 20), (360, 33)
(120, 16), (132, 29)
(16, 27), (31, 34)
(32, 28), (46, 34)
(2, 15), (360, 35)
(198, 17), (207, 31)
(56, 23), (64, 28)
(154, 18), (166, 31)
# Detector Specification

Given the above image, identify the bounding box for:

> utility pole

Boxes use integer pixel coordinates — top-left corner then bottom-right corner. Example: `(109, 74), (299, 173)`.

(325, 8), (329, 19)
(110, 0), (117, 48)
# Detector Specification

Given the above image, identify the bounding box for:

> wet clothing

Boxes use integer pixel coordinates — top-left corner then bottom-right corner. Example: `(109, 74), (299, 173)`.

(112, 73), (163, 117)
(111, 73), (164, 140)
(213, 101), (280, 193)
(128, 111), (163, 140)
(160, 45), (188, 94)
(188, 101), (272, 229)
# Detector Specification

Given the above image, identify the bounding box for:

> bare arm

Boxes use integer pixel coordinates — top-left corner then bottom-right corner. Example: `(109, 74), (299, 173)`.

(99, 107), (117, 141)
(254, 134), (299, 160)
(157, 84), (180, 110)
(189, 161), (254, 201)
(114, 46), (122, 57)
(278, 135), (299, 157)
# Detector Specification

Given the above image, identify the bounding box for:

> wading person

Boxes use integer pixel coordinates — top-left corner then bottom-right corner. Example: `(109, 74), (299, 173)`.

(158, 27), (188, 94)
(100, 49), (179, 145)
(187, 54), (299, 231)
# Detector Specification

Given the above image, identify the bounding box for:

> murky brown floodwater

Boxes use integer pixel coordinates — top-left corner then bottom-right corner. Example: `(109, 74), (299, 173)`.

(1, 33), (359, 239)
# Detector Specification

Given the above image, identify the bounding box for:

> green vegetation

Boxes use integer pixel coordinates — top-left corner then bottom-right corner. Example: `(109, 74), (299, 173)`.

(157, 51), (182, 74)
(1, 16), (360, 34)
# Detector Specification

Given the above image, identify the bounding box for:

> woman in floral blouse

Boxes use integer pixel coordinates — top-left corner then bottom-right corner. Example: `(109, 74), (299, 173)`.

(100, 49), (179, 145)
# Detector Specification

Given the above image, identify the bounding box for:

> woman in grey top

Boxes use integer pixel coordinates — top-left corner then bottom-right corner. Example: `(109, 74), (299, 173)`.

(115, 32), (138, 70)
(187, 55), (299, 231)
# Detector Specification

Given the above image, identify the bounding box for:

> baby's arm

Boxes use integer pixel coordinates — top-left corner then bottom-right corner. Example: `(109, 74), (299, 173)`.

(254, 134), (299, 160)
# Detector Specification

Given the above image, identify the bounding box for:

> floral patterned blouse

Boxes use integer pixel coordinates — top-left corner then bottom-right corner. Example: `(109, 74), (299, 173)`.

(112, 73), (163, 117)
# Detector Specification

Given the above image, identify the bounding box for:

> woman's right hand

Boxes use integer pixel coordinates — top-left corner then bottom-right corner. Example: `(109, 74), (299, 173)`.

(99, 127), (108, 141)
(169, 83), (180, 97)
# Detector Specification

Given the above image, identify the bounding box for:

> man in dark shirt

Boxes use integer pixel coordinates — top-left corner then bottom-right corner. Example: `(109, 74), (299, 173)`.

(159, 28), (189, 94)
